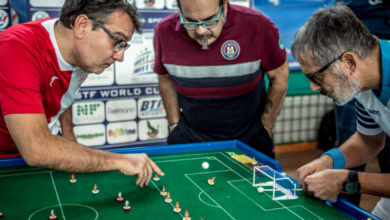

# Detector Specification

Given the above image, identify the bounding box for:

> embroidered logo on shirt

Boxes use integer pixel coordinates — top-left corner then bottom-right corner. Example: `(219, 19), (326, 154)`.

(221, 40), (240, 60)
(77, 72), (88, 89)
(50, 76), (59, 87)
(368, 109), (380, 116)
(279, 35), (285, 50)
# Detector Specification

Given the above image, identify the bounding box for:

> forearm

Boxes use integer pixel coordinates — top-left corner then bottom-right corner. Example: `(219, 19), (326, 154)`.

(359, 172), (390, 197)
(35, 134), (123, 173)
(261, 60), (289, 130)
(158, 74), (180, 125)
(339, 131), (385, 169)
(58, 105), (77, 142)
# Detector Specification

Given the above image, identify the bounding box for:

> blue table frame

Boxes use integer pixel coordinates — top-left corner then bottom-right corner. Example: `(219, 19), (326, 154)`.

(0, 140), (379, 220)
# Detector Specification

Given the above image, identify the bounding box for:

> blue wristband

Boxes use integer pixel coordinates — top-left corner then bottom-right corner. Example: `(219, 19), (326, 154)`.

(322, 148), (345, 169)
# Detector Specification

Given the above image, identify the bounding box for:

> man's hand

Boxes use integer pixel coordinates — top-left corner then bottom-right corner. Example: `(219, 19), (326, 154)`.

(118, 153), (164, 187)
(304, 169), (348, 201)
(297, 155), (334, 188)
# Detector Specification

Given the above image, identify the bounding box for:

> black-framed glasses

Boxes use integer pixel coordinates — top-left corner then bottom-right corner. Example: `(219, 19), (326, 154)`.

(306, 51), (348, 85)
(89, 18), (130, 52)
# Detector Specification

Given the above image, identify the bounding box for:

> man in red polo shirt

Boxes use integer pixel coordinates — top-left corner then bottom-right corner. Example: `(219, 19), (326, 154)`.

(0, 0), (163, 187)
(154, 0), (289, 158)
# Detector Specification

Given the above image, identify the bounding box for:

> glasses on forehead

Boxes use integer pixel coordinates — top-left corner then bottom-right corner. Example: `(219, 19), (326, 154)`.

(89, 18), (130, 52)
(180, 5), (223, 30)
(306, 50), (349, 85)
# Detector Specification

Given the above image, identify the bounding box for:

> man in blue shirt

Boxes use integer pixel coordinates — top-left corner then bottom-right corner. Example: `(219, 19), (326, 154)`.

(334, 0), (390, 206)
(291, 3), (390, 218)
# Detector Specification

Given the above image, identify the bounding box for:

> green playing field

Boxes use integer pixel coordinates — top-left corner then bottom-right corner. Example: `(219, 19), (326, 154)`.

(0, 149), (350, 220)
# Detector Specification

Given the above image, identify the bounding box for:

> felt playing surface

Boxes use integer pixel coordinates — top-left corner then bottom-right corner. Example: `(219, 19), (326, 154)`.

(0, 149), (351, 219)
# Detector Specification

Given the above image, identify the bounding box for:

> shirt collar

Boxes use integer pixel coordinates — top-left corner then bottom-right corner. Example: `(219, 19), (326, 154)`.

(175, 2), (235, 32)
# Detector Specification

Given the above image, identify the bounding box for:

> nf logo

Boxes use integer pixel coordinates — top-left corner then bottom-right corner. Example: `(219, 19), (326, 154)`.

(368, 109), (380, 116)
(77, 104), (100, 116)
(50, 76), (59, 87)
(138, 97), (166, 119)
(73, 101), (105, 125)
(0, 10), (9, 29)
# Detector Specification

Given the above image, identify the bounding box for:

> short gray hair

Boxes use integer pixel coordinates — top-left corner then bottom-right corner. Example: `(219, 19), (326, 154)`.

(291, 2), (378, 66)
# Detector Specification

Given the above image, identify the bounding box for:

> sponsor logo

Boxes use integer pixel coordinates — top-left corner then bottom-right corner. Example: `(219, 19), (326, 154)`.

(133, 48), (155, 75)
(107, 122), (138, 144)
(50, 76), (59, 87)
(77, 103), (100, 116)
(0, 10), (9, 29)
(221, 40), (240, 60)
(73, 101), (105, 124)
(279, 35), (285, 50)
(106, 99), (137, 121)
(76, 133), (104, 139)
(138, 119), (168, 141)
(108, 128), (136, 138)
(108, 107), (135, 114)
(138, 97), (166, 119)
(31, 11), (50, 21)
(144, 0), (155, 7)
(146, 121), (159, 138)
(368, 109), (380, 116)
(74, 124), (106, 146)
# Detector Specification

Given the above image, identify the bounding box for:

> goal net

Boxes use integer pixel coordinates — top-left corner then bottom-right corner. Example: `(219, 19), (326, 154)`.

(253, 165), (298, 200)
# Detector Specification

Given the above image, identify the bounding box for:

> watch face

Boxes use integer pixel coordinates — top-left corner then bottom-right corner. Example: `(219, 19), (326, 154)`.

(345, 182), (359, 194)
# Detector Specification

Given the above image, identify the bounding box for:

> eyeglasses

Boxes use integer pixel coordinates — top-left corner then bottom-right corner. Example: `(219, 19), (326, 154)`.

(180, 5), (223, 30)
(306, 51), (348, 85)
(89, 18), (130, 52)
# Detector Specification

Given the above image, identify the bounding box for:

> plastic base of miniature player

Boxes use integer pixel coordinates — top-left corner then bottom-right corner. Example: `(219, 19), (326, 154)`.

(123, 206), (131, 211)
(165, 198), (172, 203)
(174, 208), (181, 213)
(117, 198), (124, 202)
(161, 192), (167, 196)
(92, 190), (99, 194)
(70, 179), (77, 183)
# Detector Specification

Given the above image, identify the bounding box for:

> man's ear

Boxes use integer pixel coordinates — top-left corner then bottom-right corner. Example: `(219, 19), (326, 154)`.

(73, 14), (90, 40)
(342, 52), (357, 77)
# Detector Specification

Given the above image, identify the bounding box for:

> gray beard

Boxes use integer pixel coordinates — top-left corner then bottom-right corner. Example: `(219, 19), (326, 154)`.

(198, 12), (227, 50)
(330, 64), (362, 106)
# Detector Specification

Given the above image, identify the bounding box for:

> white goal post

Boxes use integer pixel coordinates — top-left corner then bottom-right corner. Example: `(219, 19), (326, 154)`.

(253, 165), (298, 200)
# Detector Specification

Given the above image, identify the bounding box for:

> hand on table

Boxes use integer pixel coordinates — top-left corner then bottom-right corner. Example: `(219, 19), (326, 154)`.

(303, 169), (348, 201)
(119, 153), (164, 188)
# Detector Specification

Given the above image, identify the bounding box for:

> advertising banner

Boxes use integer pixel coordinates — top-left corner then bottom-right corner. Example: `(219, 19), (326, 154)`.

(0, 0), (12, 32)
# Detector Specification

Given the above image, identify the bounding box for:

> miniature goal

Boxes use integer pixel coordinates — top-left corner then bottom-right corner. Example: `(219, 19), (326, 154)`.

(253, 165), (298, 200)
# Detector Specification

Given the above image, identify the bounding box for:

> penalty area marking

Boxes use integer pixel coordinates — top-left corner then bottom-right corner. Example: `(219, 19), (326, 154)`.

(28, 204), (98, 220)
(198, 192), (220, 208)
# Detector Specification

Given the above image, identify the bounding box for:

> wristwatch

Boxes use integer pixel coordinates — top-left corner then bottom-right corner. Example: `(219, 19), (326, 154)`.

(343, 170), (361, 195)
(168, 123), (178, 130)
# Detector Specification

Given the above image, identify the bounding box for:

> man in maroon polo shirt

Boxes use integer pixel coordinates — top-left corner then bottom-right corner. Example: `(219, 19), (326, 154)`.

(154, 0), (289, 158)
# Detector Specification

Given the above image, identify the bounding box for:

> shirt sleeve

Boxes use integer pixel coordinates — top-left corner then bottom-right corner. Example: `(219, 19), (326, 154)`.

(258, 18), (286, 72)
(153, 24), (168, 75)
(355, 99), (383, 135)
(0, 40), (45, 115)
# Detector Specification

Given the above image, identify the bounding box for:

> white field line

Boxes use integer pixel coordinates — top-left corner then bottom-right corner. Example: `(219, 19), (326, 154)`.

(151, 152), (220, 160)
(28, 204), (98, 220)
(185, 174), (236, 220)
(198, 192), (220, 208)
(214, 156), (304, 220)
(50, 172), (66, 220)
(0, 171), (51, 178)
(154, 157), (215, 163)
(0, 167), (43, 173)
(150, 180), (184, 218)
(186, 170), (231, 176)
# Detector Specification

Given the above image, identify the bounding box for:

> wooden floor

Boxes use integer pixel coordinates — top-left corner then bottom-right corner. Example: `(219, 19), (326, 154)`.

(276, 149), (381, 212)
